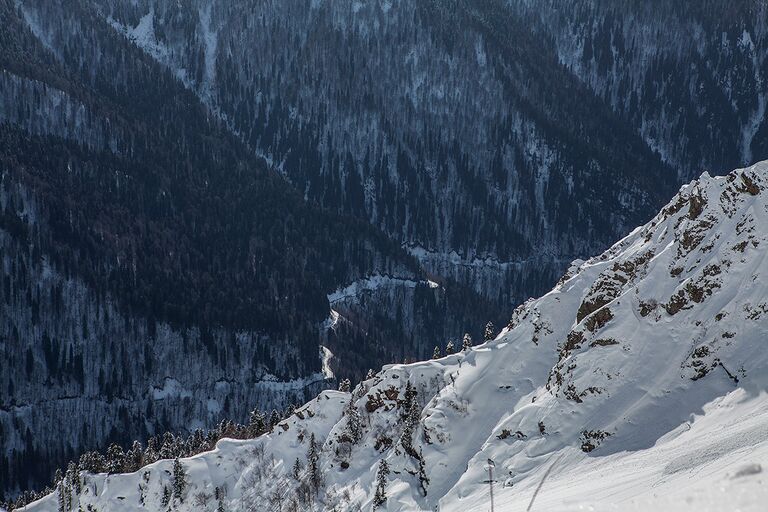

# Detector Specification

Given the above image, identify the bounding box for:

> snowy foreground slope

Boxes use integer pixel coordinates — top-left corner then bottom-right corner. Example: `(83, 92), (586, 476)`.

(21, 162), (768, 511)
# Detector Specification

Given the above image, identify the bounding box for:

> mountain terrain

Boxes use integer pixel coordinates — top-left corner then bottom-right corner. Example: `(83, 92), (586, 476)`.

(16, 161), (768, 511)
(92, 0), (768, 304)
(0, 0), (503, 496)
(2, 0), (768, 499)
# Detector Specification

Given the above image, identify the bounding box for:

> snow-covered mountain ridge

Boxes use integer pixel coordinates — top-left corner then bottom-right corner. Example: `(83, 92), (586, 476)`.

(21, 161), (768, 510)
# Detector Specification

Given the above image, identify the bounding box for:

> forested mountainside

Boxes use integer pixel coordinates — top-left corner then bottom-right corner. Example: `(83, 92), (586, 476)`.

(96, 0), (677, 306)
(513, 0), (768, 179)
(19, 162), (768, 512)
(92, 0), (768, 307)
(0, 0), (502, 497)
(3, 0), (768, 502)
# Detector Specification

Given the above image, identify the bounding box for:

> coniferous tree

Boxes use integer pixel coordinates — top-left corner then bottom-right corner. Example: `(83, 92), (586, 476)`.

(248, 409), (266, 437)
(172, 458), (186, 502)
(365, 369), (375, 380)
(373, 459), (389, 509)
(344, 400), (363, 444)
(161, 486), (171, 507)
(269, 409), (281, 429)
(64, 483), (72, 511)
(56, 483), (65, 512)
(400, 400), (421, 458)
(400, 383), (420, 457)
(160, 432), (177, 460)
(432, 346), (441, 359)
(402, 381), (417, 418)
(292, 457), (303, 480)
(144, 437), (160, 465)
(484, 321), (496, 341)
(66, 461), (81, 495)
(106, 443), (125, 474)
(462, 333), (473, 351)
(306, 433), (321, 492)
(338, 378), (351, 392)
(445, 340), (455, 355)
(78, 451), (106, 473)
(126, 441), (144, 472)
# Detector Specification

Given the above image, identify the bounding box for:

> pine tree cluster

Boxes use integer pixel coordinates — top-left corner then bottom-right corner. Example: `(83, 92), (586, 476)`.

(1, 407), (290, 511)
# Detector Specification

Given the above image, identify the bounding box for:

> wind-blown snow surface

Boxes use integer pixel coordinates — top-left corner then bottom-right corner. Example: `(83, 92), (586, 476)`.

(22, 162), (768, 510)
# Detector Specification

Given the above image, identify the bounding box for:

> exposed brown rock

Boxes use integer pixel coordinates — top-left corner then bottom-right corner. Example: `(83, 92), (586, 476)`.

(560, 330), (585, 358)
(585, 307), (613, 332)
(580, 429), (612, 452)
(688, 192), (705, 219)
(740, 173), (760, 195)
(590, 338), (619, 347)
(366, 394), (384, 413)
(383, 386), (399, 401)
(639, 300), (657, 317)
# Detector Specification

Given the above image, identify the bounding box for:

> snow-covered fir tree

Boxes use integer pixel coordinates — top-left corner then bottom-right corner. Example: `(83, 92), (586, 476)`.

(338, 378), (351, 392)
(106, 443), (125, 474)
(373, 459), (390, 509)
(248, 409), (266, 437)
(399, 382), (420, 457)
(269, 410), (281, 429)
(445, 340), (455, 355)
(344, 400), (363, 443)
(400, 402), (421, 457)
(432, 346), (441, 359)
(172, 458), (186, 502)
(56, 483), (65, 512)
(462, 333), (473, 351)
(292, 458), (303, 480)
(402, 381), (417, 418)
(307, 433), (321, 492)
(484, 321), (496, 341)
(161, 486), (171, 507)
(66, 462), (81, 496)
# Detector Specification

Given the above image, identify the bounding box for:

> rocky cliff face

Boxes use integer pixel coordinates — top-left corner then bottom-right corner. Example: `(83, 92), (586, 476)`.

(20, 161), (768, 512)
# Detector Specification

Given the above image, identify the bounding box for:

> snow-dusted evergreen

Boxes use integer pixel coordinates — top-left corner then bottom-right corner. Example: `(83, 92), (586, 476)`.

(20, 162), (768, 511)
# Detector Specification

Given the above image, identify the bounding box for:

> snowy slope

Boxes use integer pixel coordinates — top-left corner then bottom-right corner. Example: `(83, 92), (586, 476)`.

(21, 161), (768, 510)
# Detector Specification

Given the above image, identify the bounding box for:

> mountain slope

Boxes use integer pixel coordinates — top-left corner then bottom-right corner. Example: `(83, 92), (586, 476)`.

(4, 0), (768, 500)
(0, 0), (505, 496)
(93, 0), (678, 307)
(21, 161), (768, 511)
(88, 0), (768, 309)
(513, 0), (768, 179)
